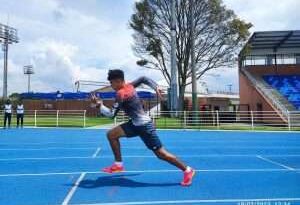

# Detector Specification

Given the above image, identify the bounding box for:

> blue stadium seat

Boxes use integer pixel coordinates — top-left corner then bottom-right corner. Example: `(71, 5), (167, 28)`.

(263, 75), (300, 110)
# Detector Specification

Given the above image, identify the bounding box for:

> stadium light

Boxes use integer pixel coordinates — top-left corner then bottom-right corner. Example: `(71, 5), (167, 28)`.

(0, 23), (19, 99)
(24, 65), (34, 93)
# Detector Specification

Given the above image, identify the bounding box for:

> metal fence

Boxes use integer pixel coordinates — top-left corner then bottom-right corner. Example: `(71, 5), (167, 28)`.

(1, 110), (299, 130)
(115, 110), (300, 131)
(0, 110), (86, 128)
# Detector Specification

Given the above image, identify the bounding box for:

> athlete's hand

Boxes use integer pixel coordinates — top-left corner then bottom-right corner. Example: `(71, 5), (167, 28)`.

(156, 87), (164, 101)
(90, 93), (103, 106)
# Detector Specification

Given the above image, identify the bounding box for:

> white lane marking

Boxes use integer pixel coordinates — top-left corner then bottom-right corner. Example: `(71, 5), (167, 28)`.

(61, 172), (86, 205)
(92, 147), (101, 158)
(70, 197), (300, 205)
(0, 168), (296, 177)
(61, 146), (101, 205)
(256, 155), (295, 170)
(1, 146), (300, 151)
(1, 154), (300, 161)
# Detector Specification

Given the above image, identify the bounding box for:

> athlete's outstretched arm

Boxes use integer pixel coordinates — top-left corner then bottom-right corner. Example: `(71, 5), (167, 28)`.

(131, 76), (158, 90)
(131, 76), (163, 100)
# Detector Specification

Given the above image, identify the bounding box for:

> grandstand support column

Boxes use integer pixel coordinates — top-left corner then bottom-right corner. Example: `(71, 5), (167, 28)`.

(170, 0), (178, 113)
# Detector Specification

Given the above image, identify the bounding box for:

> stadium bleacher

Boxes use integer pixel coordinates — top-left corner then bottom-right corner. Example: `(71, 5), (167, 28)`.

(263, 75), (300, 110)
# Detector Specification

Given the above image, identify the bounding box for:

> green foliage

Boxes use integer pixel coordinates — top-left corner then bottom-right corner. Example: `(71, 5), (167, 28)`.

(130, 0), (252, 110)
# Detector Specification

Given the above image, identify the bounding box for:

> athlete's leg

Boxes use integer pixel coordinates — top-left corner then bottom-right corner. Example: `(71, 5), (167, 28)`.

(106, 125), (126, 162)
(153, 147), (186, 171)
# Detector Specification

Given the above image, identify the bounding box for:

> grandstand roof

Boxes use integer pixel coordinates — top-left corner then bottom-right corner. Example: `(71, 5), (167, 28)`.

(247, 30), (300, 51)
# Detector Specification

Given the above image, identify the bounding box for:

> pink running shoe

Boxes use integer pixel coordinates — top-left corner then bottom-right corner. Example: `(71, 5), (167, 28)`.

(181, 168), (195, 186)
(102, 164), (124, 173)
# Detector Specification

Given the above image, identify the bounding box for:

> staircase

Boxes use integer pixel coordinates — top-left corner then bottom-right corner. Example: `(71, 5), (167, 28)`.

(241, 68), (291, 122)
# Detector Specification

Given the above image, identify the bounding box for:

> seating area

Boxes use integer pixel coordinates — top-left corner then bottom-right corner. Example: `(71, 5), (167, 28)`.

(263, 75), (300, 110)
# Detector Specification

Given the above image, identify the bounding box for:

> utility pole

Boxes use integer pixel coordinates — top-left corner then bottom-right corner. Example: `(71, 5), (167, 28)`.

(170, 0), (178, 113)
(190, 0), (198, 112)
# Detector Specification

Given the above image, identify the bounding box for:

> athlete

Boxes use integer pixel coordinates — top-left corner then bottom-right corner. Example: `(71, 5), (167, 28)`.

(91, 69), (195, 186)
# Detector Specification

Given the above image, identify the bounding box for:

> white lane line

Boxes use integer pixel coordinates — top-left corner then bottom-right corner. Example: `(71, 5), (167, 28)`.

(92, 147), (101, 158)
(70, 198), (300, 205)
(122, 146), (300, 149)
(0, 142), (99, 145)
(61, 172), (87, 205)
(256, 155), (295, 171)
(0, 147), (95, 151)
(0, 168), (296, 177)
(61, 147), (101, 205)
(1, 146), (300, 151)
(1, 154), (300, 161)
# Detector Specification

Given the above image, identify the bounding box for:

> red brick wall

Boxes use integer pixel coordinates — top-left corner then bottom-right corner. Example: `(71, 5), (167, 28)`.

(23, 99), (157, 117)
(239, 65), (300, 123)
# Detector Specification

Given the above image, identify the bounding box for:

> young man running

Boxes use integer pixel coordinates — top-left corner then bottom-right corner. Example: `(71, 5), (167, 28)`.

(91, 69), (195, 186)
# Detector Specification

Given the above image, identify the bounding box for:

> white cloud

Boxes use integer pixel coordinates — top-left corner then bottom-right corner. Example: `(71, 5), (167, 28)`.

(224, 0), (300, 31)
(0, 0), (299, 96)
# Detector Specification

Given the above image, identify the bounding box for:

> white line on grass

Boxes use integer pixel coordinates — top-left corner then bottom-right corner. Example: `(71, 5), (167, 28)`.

(256, 155), (295, 170)
(70, 197), (300, 205)
(0, 168), (297, 177)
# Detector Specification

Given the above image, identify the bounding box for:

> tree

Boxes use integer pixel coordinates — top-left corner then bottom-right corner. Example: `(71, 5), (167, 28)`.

(130, 0), (252, 110)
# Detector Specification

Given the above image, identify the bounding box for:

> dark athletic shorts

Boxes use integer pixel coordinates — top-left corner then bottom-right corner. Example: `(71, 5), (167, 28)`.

(120, 120), (163, 151)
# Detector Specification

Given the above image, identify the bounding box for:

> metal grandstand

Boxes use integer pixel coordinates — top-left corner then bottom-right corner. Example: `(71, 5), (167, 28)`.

(247, 30), (300, 51)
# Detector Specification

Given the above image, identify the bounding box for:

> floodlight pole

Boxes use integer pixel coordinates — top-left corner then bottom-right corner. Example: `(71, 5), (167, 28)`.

(3, 42), (8, 99)
(24, 65), (34, 93)
(170, 0), (178, 113)
(0, 23), (19, 99)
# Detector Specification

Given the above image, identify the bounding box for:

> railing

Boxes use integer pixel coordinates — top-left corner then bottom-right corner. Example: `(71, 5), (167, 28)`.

(0, 110), (86, 128)
(241, 68), (290, 120)
(241, 53), (300, 67)
(115, 110), (300, 131)
(1, 110), (299, 130)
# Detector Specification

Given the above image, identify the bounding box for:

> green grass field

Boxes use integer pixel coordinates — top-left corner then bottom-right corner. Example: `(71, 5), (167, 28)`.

(0, 115), (113, 128)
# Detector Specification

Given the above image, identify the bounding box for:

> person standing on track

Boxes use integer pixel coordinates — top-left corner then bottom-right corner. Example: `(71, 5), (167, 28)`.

(91, 69), (195, 186)
(16, 100), (24, 128)
(3, 99), (12, 129)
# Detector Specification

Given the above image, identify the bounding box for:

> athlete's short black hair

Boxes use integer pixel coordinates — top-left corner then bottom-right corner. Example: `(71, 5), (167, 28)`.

(107, 69), (124, 81)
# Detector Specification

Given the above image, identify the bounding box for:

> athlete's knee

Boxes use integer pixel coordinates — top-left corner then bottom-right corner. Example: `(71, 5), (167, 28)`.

(107, 130), (119, 140)
(155, 149), (176, 161)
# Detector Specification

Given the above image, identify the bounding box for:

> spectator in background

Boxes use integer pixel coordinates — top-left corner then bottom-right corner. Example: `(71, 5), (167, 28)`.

(3, 99), (12, 129)
(16, 101), (24, 128)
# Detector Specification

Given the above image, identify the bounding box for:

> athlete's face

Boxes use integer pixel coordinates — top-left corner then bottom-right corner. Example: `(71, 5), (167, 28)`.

(110, 79), (125, 91)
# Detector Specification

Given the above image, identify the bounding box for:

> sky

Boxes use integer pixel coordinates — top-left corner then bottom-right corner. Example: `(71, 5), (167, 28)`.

(0, 0), (300, 95)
